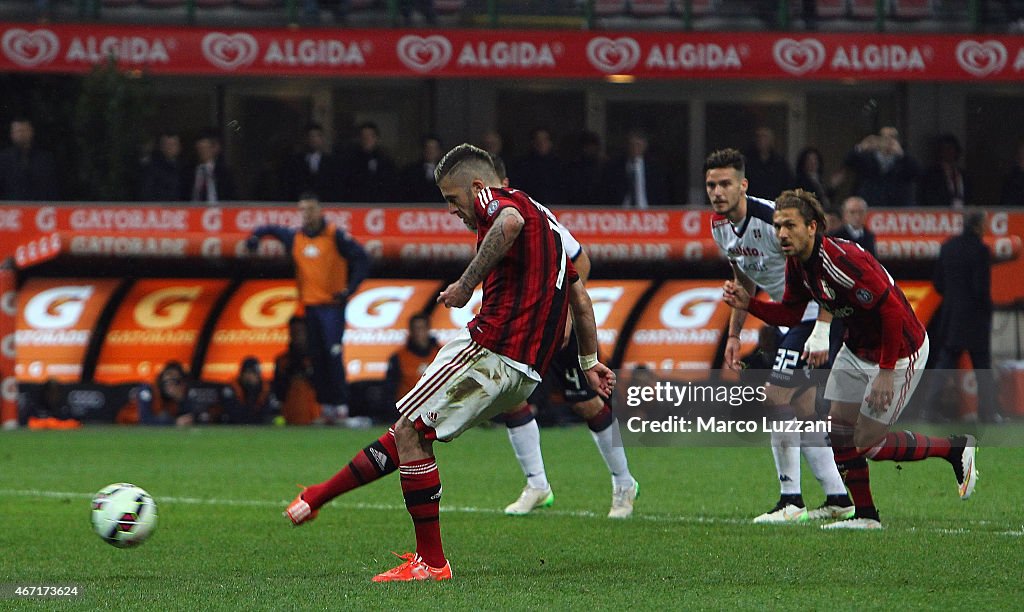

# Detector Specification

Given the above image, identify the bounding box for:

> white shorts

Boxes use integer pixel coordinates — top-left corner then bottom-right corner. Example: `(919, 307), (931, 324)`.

(396, 328), (538, 442)
(824, 334), (929, 425)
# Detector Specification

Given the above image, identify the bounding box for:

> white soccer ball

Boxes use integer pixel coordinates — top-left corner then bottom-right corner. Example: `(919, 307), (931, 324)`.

(91, 483), (158, 548)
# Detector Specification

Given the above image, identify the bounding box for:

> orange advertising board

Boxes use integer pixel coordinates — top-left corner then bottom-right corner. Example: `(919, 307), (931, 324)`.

(622, 280), (733, 374)
(15, 278), (121, 382)
(94, 279), (229, 384)
(342, 280), (444, 382)
(201, 280), (297, 383)
(899, 281), (942, 327)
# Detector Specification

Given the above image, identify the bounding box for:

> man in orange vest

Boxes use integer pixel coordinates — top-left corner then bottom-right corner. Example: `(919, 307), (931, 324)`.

(247, 192), (369, 424)
(385, 313), (441, 410)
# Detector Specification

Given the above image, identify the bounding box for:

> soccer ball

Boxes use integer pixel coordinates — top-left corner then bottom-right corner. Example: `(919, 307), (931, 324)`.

(91, 483), (158, 548)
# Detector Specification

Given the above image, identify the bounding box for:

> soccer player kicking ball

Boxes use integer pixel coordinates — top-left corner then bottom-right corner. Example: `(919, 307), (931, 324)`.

(723, 189), (978, 529)
(284, 144), (615, 580)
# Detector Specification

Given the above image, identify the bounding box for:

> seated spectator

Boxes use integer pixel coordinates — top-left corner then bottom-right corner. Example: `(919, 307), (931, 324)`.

(399, 134), (444, 202)
(118, 361), (197, 426)
(226, 357), (272, 424)
(139, 131), (186, 201)
(1000, 140), (1024, 206)
(744, 127), (794, 201)
(272, 316), (321, 425)
(842, 126), (920, 207)
(0, 117), (58, 201)
(919, 134), (971, 208)
(385, 313), (441, 407)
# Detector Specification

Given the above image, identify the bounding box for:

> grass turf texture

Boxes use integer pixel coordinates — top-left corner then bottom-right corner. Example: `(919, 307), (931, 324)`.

(0, 425), (1020, 610)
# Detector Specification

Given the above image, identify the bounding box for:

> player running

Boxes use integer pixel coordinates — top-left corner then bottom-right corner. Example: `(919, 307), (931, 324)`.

(723, 188), (977, 529)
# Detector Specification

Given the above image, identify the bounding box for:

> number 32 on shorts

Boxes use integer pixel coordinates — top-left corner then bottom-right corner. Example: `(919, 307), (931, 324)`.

(772, 349), (800, 375)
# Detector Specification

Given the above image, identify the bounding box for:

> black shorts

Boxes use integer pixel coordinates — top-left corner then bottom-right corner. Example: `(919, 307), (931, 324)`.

(767, 319), (830, 390)
(527, 332), (598, 405)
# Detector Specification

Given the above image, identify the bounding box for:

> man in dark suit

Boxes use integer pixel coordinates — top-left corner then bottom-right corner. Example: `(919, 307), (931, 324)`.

(139, 131), (186, 201)
(338, 121), (397, 203)
(0, 117), (58, 201)
(919, 134), (971, 209)
(510, 127), (566, 205)
(283, 123), (341, 202)
(926, 210), (1004, 423)
(189, 130), (236, 202)
(602, 129), (671, 208)
(829, 196), (876, 256)
(744, 127), (794, 202)
(398, 134), (443, 203)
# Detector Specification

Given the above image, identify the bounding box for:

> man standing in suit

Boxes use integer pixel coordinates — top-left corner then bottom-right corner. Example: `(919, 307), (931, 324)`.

(190, 130), (236, 203)
(604, 129), (671, 208)
(927, 210), (1004, 423)
(829, 196), (876, 256)
(283, 123), (340, 202)
(0, 117), (58, 201)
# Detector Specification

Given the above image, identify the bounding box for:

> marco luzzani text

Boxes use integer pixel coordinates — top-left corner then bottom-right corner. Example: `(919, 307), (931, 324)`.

(623, 382), (832, 435)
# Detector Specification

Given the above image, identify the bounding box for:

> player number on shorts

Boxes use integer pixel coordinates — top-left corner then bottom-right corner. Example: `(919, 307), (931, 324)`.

(563, 367), (582, 390)
(772, 349), (800, 375)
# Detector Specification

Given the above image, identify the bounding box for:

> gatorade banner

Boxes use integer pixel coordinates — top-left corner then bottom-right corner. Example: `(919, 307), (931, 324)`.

(0, 267), (16, 424)
(15, 278), (121, 383)
(94, 279), (229, 384)
(201, 279), (297, 383)
(342, 280), (444, 382)
(622, 280), (733, 374)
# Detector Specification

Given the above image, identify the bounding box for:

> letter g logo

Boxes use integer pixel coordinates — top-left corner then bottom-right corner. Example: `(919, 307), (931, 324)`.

(133, 286), (202, 329)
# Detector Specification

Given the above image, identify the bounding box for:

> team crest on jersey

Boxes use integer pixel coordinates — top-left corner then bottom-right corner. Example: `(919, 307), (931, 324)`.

(856, 288), (873, 304)
(303, 244), (320, 258)
(425, 411), (439, 424)
(486, 200), (500, 217)
(753, 228), (762, 239)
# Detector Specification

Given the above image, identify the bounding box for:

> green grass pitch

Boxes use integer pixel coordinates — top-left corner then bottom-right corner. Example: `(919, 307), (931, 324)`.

(0, 426), (1020, 610)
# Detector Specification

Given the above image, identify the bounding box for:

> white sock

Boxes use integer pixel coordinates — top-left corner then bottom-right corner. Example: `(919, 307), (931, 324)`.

(590, 419), (634, 489)
(771, 424), (802, 496)
(801, 428), (847, 496)
(507, 420), (549, 491)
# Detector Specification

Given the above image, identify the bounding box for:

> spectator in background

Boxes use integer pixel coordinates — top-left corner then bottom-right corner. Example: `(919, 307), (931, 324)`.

(399, 134), (444, 202)
(602, 129), (671, 208)
(999, 141), (1024, 206)
(283, 123), (341, 202)
(794, 146), (836, 210)
(399, 0), (437, 25)
(226, 357), (271, 424)
(842, 126), (920, 207)
(480, 130), (504, 158)
(0, 117), (58, 201)
(919, 134), (971, 208)
(511, 127), (566, 205)
(926, 210), (1004, 424)
(824, 206), (842, 233)
(385, 314), (441, 409)
(247, 193), (369, 425)
(744, 127), (794, 201)
(338, 121), (397, 202)
(125, 361), (197, 426)
(273, 316), (322, 425)
(564, 130), (605, 206)
(139, 131), (186, 201)
(829, 196), (876, 256)
(189, 130), (236, 203)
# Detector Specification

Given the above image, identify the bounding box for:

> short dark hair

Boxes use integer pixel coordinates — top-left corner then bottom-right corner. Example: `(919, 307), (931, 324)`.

(775, 189), (826, 232)
(358, 121), (379, 135)
(298, 190), (320, 203)
(704, 148), (745, 175)
(434, 143), (496, 184)
(409, 312), (430, 327)
(305, 122), (324, 133)
(963, 210), (985, 234)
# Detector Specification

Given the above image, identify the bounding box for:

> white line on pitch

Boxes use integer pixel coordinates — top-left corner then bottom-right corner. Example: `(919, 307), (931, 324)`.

(1, 488), (1018, 536)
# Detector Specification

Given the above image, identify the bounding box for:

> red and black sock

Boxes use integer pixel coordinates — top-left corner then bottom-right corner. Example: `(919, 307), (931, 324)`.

(585, 402), (614, 433)
(400, 458), (446, 568)
(833, 446), (879, 521)
(303, 429), (399, 509)
(865, 430), (953, 462)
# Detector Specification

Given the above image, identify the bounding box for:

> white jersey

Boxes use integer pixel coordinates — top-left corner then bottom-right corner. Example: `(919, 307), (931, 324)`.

(514, 189), (583, 261)
(711, 196), (818, 321)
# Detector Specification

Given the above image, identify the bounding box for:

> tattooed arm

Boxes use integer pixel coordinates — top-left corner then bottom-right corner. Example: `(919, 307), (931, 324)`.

(438, 206), (524, 308)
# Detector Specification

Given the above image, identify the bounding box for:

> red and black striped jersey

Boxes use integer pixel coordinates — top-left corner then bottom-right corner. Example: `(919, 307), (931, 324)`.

(468, 186), (579, 375)
(750, 236), (925, 369)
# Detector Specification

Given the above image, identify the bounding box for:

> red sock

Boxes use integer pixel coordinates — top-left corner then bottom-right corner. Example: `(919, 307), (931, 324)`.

(865, 431), (953, 462)
(833, 446), (878, 519)
(400, 457), (445, 568)
(303, 429), (398, 509)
